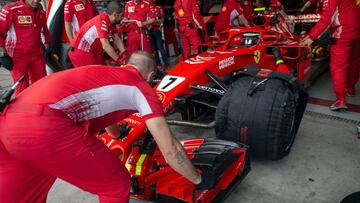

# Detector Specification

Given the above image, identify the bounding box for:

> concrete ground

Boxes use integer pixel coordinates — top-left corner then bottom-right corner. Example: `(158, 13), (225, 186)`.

(1, 67), (359, 203)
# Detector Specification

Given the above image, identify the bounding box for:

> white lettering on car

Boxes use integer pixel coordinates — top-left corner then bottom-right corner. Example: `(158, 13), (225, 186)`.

(219, 56), (235, 70)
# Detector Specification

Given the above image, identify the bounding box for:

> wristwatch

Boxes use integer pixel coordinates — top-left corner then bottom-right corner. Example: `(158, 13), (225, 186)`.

(0, 51), (5, 57)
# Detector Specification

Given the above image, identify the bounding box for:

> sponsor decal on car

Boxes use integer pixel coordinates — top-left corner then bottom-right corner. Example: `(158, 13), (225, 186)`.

(156, 92), (166, 103)
(184, 56), (215, 64)
(219, 56), (235, 70)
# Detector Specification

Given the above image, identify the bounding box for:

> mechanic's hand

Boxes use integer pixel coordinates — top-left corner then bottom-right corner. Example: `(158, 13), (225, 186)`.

(0, 53), (14, 71)
(136, 20), (143, 28)
(44, 48), (54, 62)
(300, 35), (313, 46)
(195, 171), (217, 190)
(115, 50), (130, 65)
(116, 122), (132, 140)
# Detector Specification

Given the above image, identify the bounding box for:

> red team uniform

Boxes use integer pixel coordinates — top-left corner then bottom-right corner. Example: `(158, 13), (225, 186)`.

(174, 0), (203, 59)
(0, 65), (164, 203)
(214, 0), (245, 33)
(124, 0), (155, 55)
(0, 0), (50, 94)
(309, 0), (360, 105)
(69, 12), (116, 67)
(64, 0), (98, 37)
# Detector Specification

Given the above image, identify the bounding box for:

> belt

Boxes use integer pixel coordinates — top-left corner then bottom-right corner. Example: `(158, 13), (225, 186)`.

(4, 104), (68, 118)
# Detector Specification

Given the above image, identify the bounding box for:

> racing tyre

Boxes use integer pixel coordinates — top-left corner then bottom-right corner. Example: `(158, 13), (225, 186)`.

(215, 65), (308, 160)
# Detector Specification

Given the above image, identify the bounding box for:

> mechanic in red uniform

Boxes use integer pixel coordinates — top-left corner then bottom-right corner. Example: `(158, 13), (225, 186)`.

(214, 0), (250, 34)
(0, 0), (50, 95)
(64, 0), (98, 42)
(68, 1), (127, 67)
(0, 51), (202, 203)
(302, 0), (360, 110)
(174, 0), (203, 60)
(150, 0), (169, 72)
(124, 0), (155, 55)
(300, 0), (328, 14)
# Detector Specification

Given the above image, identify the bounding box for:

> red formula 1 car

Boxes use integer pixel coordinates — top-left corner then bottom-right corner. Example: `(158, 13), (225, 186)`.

(97, 14), (312, 203)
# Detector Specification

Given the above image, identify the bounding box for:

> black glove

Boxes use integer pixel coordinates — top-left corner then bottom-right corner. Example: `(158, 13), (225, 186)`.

(196, 170), (217, 190)
(44, 48), (52, 62)
(116, 122), (132, 140)
(0, 53), (14, 71)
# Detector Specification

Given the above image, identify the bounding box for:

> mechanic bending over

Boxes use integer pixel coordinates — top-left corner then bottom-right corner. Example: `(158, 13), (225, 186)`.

(64, 0), (98, 42)
(69, 1), (127, 67)
(0, 0), (51, 95)
(123, 0), (155, 55)
(214, 0), (250, 34)
(301, 0), (360, 111)
(0, 51), (201, 203)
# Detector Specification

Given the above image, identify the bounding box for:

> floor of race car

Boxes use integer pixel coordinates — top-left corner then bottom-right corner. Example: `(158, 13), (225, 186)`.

(1, 64), (359, 203)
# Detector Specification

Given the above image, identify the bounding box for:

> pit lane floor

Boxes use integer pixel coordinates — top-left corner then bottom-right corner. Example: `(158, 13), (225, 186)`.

(0, 66), (359, 203)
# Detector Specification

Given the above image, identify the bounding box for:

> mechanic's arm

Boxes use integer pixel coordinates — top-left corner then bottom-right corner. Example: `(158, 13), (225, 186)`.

(300, 0), (312, 13)
(238, 14), (250, 27)
(145, 117), (201, 185)
(136, 18), (155, 28)
(100, 38), (119, 61)
(64, 22), (74, 42)
(308, 0), (336, 40)
(113, 34), (126, 53)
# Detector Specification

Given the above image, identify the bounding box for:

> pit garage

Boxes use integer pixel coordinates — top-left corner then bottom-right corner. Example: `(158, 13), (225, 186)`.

(0, 0), (359, 203)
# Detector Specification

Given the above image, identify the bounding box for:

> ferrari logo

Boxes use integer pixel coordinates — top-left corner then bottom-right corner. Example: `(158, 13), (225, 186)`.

(222, 6), (227, 12)
(356, 0), (360, 6)
(254, 50), (261, 64)
(178, 9), (184, 17)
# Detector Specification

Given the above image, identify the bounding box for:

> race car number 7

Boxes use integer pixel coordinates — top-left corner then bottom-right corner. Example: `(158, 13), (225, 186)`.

(157, 76), (186, 92)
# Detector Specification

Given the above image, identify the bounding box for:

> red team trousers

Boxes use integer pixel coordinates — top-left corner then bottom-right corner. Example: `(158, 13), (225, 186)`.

(0, 105), (130, 203)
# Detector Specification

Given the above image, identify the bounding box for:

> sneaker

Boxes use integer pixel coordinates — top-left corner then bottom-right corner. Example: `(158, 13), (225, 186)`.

(329, 100), (348, 111)
(346, 88), (356, 97)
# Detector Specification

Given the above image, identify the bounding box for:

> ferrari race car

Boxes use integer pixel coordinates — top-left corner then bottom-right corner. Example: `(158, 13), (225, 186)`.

(96, 13), (310, 203)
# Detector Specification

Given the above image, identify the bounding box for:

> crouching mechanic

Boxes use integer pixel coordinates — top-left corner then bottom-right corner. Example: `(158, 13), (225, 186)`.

(0, 0), (51, 95)
(69, 0), (128, 67)
(0, 51), (201, 203)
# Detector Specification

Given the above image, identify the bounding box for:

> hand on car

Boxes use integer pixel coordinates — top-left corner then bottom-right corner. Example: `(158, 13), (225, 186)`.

(0, 53), (14, 71)
(300, 35), (313, 46)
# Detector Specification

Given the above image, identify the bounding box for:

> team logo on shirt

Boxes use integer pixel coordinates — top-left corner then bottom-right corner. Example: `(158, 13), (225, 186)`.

(222, 6), (227, 12)
(18, 16), (32, 24)
(75, 3), (85, 11)
(128, 6), (135, 12)
(178, 9), (184, 17)
(141, 4), (144, 8)
(254, 50), (261, 64)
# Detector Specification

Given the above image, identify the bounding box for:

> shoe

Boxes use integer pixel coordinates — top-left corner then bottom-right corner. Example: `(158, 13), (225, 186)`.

(329, 100), (348, 111)
(346, 88), (356, 97)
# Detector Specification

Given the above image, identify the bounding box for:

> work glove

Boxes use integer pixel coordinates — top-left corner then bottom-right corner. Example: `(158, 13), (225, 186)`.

(0, 53), (14, 71)
(116, 122), (132, 140)
(195, 170), (217, 190)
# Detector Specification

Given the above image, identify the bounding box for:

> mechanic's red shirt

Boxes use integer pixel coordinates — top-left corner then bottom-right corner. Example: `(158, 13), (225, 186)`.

(15, 65), (164, 135)
(64, 0), (98, 36)
(70, 12), (116, 53)
(214, 0), (244, 32)
(0, 0), (50, 57)
(124, 0), (154, 32)
(309, 0), (360, 40)
(174, 0), (202, 28)
(150, 4), (164, 31)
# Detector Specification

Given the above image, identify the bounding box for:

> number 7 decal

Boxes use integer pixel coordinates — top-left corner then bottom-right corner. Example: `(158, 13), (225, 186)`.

(157, 76), (186, 92)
